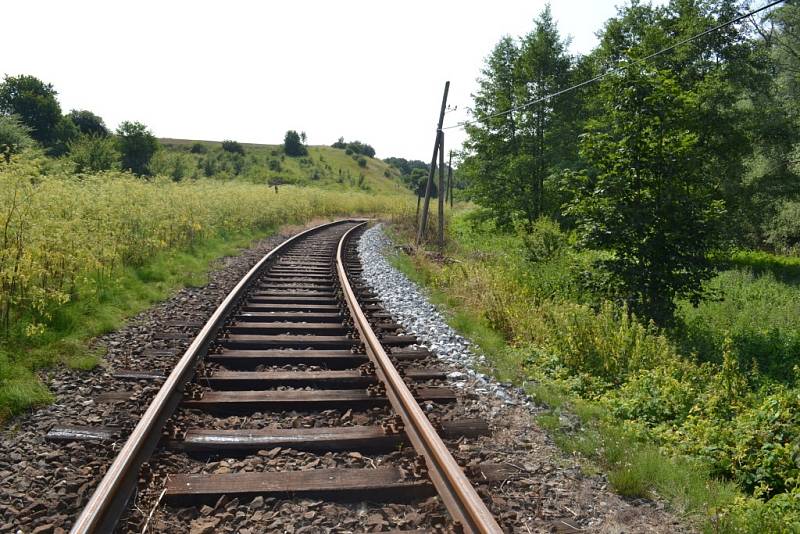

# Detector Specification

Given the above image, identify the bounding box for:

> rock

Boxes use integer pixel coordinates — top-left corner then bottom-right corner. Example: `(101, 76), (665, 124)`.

(189, 516), (220, 534)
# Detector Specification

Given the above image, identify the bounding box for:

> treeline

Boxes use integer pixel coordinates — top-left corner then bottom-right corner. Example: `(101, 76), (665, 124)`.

(461, 1), (800, 325)
(0, 74), (318, 179)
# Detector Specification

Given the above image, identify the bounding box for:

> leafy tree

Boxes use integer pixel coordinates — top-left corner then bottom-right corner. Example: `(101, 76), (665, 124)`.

(332, 136), (346, 149)
(0, 115), (33, 163)
(221, 139), (245, 155)
(116, 121), (159, 176)
(68, 109), (109, 137)
(69, 134), (119, 172)
(283, 130), (307, 156)
(0, 75), (62, 146)
(190, 142), (208, 154)
(48, 115), (80, 157)
(569, 64), (725, 325)
(460, 7), (578, 228)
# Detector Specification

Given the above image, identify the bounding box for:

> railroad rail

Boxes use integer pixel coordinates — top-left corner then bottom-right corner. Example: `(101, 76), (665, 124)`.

(67, 219), (503, 533)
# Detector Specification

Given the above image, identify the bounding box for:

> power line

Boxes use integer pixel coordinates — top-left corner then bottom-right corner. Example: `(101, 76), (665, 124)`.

(442, 0), (786, 131)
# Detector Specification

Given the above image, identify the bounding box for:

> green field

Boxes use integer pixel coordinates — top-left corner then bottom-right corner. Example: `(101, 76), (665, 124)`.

(157, 139), (408, 195)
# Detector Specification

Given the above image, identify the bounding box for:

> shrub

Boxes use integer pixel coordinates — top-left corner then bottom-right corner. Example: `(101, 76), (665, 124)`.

(345, 148), (353, 156)
(0, 115), (34, 163)
(221, 139), (244, 155)
(190, 142), (208, 154)
(69, 134), (119, 172)
(518, 217), (568, 263)
(765, 200), (800, 255)
(357, 157), (367, 168)
(268, 159), (281, 172)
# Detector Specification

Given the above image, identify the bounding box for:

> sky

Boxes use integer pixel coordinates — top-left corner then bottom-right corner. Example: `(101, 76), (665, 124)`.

(1, 0), (655, 160)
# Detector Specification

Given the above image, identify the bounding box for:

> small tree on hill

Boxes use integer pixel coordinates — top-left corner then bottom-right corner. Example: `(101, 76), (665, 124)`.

(190, 142), (208, 154)
(284, 130), (307, 156)
(222, 139), (245, 155)
(68, 109), (109, 137)
(116, 121), (159, 176)
(569, 65), (724, 325)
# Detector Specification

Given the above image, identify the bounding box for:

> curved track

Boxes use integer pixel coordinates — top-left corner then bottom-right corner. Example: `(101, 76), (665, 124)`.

(69, 219), (503, 533)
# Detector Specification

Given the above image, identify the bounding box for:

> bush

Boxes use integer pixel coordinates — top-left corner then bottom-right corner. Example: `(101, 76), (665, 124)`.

(221, 140), (244, 155)
(518, 217), (568, 263)
(116, 121), (159, 176)
(0, 115), (33, 163)
(345, 148), (353, 156)
(765, 200), (800, 254)
(190, 142), (208, 154)
(69, 134), (119, 173)
(357, 157), (367, 168)
(268, 159), (281, 172)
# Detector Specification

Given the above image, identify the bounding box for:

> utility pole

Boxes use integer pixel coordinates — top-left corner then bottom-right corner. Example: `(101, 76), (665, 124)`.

(437, 133), (445, 249)
(417, 81), (450, 245)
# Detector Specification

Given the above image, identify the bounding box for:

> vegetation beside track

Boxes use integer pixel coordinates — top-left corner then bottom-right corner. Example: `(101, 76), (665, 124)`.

(0, 150), (413, 422)
(390, 210), (800, 532)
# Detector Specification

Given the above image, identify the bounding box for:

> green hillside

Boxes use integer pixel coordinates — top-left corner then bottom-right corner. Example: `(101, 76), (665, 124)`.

(157, 139), (409, 195)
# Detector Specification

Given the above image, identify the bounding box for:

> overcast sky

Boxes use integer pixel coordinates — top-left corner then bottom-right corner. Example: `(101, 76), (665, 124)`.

(1, 1), (657, 160)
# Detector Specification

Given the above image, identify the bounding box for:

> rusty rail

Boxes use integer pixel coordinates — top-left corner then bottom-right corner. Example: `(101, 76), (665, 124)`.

(336, 223), (503, 534)
(70, 219), (360, 534)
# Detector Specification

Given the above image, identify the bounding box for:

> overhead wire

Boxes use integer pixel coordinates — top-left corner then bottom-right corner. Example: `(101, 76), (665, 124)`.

(442, 0), (786, 131)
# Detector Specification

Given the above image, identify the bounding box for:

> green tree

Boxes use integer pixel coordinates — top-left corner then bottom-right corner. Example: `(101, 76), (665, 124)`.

(0, 115), (33, 163)
(68, 109), (109, 137)
(0, 75), (62, 147)
(221, 139), (245, 155)
(570, 64), (725, 325)
(283, 130), (307, 156)
(116, 121), (159, 176)
(69, 134), (120, 172)
(48, 115), (80, 157)
(462, 7), (576, 227)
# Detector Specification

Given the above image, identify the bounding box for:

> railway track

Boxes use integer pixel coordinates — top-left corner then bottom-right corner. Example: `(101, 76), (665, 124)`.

(64, 219), (504, 533)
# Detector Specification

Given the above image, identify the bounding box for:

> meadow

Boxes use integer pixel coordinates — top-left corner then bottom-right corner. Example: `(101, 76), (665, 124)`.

(392, 209), (800, 532)
(155, 139), (408, 195)
(0, 149), (412, 421)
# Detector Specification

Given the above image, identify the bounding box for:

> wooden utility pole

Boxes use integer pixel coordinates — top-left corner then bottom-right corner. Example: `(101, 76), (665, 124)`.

(437, 133), (445, 249)
(417, 81), (450, 245)
(447, 150), (453, 208)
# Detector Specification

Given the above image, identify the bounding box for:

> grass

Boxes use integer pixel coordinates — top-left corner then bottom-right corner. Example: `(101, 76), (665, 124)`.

(158, 139), (409, 196)
(387, 209), (800, 532)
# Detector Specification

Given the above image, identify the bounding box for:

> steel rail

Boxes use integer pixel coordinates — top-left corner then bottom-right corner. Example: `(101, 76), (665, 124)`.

(336, 223), (503, 534)
(70, 219), (361, 534)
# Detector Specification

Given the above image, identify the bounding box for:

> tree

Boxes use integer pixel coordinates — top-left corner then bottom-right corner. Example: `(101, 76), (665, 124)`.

(69, 134), (119, 172)
(190, 142), (208, 154)
(0, 115), (33, 163)
(48, 115), (80, 157)
(0, 75), (62, 146)
(284, 130), (307, 156)
(221, 139), (244, 155)
(116, 121), (159, 176)
(569, 64), (725, 325)
(461, 9), (576, 228)
(68, 109), (109, 137)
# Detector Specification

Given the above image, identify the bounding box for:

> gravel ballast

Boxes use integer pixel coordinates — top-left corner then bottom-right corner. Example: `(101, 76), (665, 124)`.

(356, 223), (691, 533)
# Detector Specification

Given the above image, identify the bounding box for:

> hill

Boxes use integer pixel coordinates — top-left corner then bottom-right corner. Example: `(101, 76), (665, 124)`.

(157, 139), (409, 195)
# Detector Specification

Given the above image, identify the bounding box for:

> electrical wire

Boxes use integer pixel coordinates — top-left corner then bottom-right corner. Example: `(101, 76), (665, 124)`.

(442, 0), (786, 131)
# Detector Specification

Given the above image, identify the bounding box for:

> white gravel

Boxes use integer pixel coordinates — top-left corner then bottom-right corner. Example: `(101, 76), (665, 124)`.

(358, 224), (530, 407)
